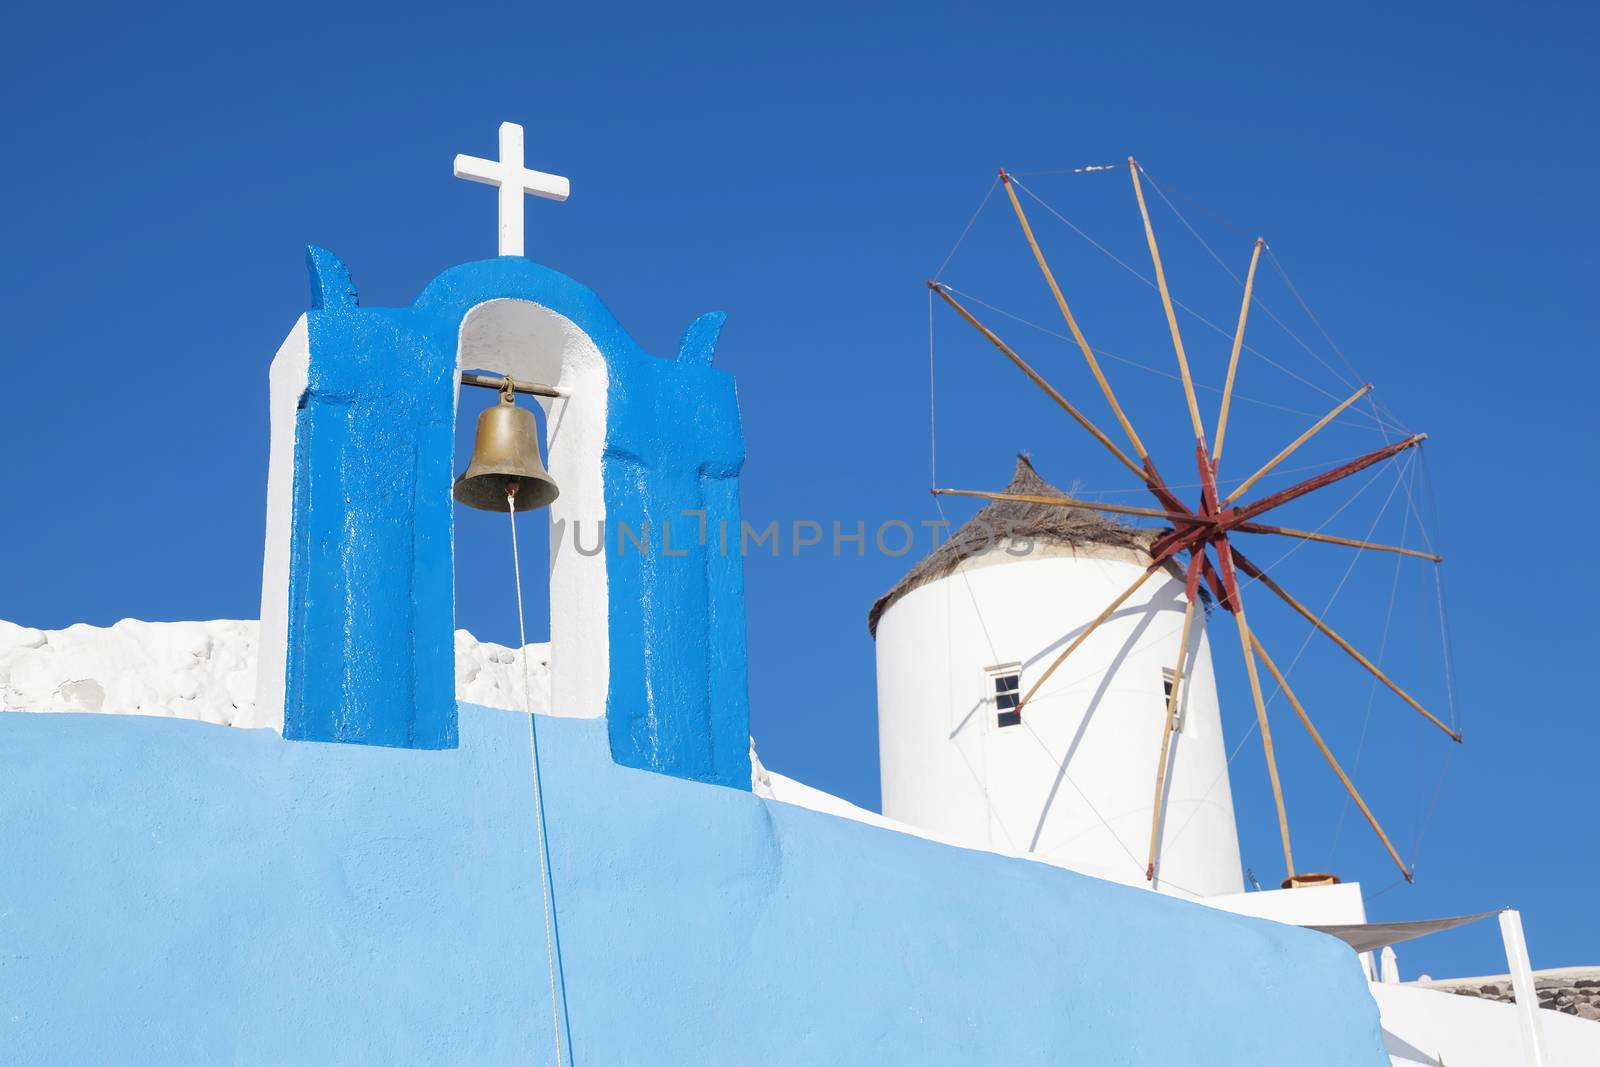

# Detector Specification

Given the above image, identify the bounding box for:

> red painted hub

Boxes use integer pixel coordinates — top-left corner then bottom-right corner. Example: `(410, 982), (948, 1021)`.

(1138, 435), (1421, 615)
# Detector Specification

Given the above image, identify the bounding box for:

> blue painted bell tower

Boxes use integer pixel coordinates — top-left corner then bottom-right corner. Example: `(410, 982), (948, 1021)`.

(254, 150), (752, 790)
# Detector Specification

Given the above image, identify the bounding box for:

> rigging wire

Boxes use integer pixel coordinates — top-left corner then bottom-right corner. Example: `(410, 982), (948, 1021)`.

(1263, 244), (1370, 393)
(1009, 163), (1123, 177)
(929, 288), (938, 490)
(1421, 454), (1460, 733)
(1136, 166), (1368, 399)
(1116, 163), (1401, 432)
(1329, 468), (1413, 861)
(1407, 742), (1455, 881)
(1264, 244), (1407, 442)
(1044, 450), (1422, 501)
(1256, 452), (1416, 702)
(933, 488), (1026, 854)
(934, 177), (1000, 280)
(1008, 177), (1366, 411)
(1121, 161), (1412, 440)
(937, 283), (1405, 435)
(1365, 875), (1413, 902)
(1389, 444), (1437, 555)
(930, 297), (1025, 851)
(1021, 717), (1149, 876)
(1029, 160), (1421, 444)
(1100, 161), (1257, 243)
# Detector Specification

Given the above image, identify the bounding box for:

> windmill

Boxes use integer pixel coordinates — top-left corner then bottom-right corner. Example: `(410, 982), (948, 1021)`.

(925, 159), (1458, 889)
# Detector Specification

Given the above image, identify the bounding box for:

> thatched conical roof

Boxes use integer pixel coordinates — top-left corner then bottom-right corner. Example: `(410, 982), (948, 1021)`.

(867, 454), (1156, 636)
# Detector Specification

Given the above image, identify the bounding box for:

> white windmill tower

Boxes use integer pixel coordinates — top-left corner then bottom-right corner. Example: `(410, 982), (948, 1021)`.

(870, 455), (1245, 896)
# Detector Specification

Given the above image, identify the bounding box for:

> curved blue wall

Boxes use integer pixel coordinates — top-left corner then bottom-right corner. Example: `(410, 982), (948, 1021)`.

(0, 706), (1386, 1065)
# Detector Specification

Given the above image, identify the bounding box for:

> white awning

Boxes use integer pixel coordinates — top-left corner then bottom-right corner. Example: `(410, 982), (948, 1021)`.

(1305, 911), (1498, 954)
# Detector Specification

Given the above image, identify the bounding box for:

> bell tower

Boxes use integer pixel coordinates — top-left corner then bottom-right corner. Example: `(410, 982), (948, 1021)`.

(250, 123), (753, 790)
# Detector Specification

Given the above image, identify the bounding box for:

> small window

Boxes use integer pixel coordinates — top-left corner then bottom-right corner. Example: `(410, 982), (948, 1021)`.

(1162, 667), (1183, 731)
(987, 663), (1022, 728)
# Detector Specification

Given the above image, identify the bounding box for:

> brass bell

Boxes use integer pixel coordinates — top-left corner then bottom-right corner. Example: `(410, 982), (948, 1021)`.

(452, 382), (560, 512)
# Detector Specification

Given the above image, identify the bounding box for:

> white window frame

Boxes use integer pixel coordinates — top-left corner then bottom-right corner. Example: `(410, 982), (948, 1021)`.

(985, 662), (1023, 730)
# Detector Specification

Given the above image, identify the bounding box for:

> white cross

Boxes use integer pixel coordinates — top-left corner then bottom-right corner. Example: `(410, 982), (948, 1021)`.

(453, 122), (570, 257)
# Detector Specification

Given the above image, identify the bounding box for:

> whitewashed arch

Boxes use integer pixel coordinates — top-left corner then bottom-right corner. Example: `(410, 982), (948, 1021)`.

(453, 297), (610, 720)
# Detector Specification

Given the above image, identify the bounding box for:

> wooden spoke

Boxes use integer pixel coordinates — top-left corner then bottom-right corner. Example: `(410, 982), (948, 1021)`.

(1234, 601), (1295, 879)
(1146, 596), (1197, 882)
(1231, 547), (1461, 742)
(1234, 520), (1442, 562)
(1213, 238), (1264, 465)
(1250, 631), (1412, 882)
(1232, 434), (1426, 526)
(929, 283), (1147, 482)
(1016, 567), (1159, 717)
(933, 488), (1207, 526)
(1223, 384), (1374, 506)
(1000, 171), (1150, 461)
(1129, 158), (1205, 444)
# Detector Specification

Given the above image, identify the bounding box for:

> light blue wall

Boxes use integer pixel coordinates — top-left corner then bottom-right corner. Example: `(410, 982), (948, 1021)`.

(0, 706), (1386, 1065)
(284, 251), (750, 789)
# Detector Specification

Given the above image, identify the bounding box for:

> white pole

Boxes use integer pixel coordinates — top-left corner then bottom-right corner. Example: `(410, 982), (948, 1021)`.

(1379, 946), (1399, 984)
(1499, 908), (1548, 1067)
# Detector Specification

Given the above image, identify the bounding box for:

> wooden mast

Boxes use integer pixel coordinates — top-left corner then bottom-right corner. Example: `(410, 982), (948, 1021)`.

(1213, 239), (1264, 464)
(1014, 566), (1159, 716)
(1250, 631), (1412, 881)
(1000, 169), (1150, 461)
(1223, 383), (1374, 505)
(1232, 547), (1460, 741)
(929, 283), (1147, 482)
(1130, 157), (1206, 444)
(1234, 600), (1295, 879)
(1230, 434), (1427, 525)
(1233, 520), (1441, 561)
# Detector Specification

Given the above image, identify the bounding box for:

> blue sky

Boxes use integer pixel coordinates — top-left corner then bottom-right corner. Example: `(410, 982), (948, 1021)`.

(3, 1), (1594, 979)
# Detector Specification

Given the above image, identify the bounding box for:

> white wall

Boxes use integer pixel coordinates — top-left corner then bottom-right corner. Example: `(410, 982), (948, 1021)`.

(252, 316), (309, 733)
(875, 543), (1245, 896)
(1203, 880), (1368, 925)
(1, 617), (557, 722)
(1372, 982), (1600, 1066)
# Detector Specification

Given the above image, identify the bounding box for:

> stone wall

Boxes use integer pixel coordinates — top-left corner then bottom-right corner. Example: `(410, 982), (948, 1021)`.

(1417, 967), (1600, 1022)
(0, 618), (551, 723)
